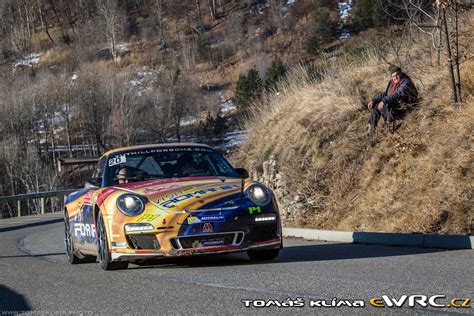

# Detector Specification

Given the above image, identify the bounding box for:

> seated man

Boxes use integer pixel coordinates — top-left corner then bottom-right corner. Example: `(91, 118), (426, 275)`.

(368, 65), (418, 134)
(116, 166), (134, 184)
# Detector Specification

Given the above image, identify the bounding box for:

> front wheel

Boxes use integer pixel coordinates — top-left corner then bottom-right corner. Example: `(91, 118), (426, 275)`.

(247, 248), (280, 261)
(97, 212), (128, 270)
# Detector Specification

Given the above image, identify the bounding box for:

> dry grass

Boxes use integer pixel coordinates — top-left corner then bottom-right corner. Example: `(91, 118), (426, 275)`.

(234, 37), (474, 234)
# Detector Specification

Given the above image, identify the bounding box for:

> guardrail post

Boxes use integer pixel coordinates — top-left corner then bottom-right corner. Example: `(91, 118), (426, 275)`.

(41, 197), (46, 214)
(0, 189), (77, 218)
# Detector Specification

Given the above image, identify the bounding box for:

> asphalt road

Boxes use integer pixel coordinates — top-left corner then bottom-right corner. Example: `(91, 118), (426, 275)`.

(0, 213), (473, 315)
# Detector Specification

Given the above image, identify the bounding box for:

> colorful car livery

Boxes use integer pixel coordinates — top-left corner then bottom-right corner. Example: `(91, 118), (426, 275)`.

(64, 143), (282, 270)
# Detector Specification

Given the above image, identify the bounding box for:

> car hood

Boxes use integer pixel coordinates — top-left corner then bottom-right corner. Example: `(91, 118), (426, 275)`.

(110, 176), (245, 212)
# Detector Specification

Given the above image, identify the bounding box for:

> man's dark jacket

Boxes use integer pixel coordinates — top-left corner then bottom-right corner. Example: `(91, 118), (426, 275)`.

(372, 74), (418, 108)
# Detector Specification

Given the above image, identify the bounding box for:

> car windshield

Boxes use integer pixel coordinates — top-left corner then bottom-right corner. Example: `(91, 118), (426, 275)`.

(104, 146), (238, 186)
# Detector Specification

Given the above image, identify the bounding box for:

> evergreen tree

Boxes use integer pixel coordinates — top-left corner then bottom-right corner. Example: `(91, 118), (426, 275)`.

(352, 0), (374, 31)
(306, 0), (337, 53)
(314, 0), (335, 10)
(265, 58), (287, 91)
(372, 0), (388, 28)
(246, 68), (263, 95)
(306, 35), (321, 54)
(234, 73), (251, 109)
(234, 67), (263, 111)
(352, 0), (395, 32)
(313, 7), (337, 43)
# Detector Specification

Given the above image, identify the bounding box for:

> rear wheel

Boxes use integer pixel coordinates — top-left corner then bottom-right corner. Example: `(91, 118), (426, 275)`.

(97, 212), (128, 270)
(64, 211), (95, 264)
(247, 248), (280, 261)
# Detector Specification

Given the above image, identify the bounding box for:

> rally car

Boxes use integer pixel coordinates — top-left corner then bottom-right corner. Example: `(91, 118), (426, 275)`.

(64, 143), (282, 270)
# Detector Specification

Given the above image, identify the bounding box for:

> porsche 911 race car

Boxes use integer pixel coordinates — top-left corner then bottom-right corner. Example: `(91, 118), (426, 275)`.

(64, 143), (282, 270)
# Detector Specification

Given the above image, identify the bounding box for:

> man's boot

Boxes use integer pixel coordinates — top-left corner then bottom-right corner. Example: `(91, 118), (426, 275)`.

(367, 124), (375, 135)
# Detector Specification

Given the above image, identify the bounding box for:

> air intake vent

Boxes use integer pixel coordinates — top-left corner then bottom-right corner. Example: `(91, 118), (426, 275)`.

(126, 234), (160, 250)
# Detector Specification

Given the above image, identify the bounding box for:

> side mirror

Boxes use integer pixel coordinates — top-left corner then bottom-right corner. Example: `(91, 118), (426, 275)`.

(85, 178), (100, 188)
(235, 168), (249, 179)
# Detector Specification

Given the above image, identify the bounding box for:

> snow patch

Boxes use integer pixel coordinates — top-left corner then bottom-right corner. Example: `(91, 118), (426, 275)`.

(116, 43), (130, 53)
(215, 129), (248, 151)
(128, 67), (160, 97)
(338, 2), (353, 39)
(14, 53), (41, 68)
(219, 98), (237, 114)
(180, 117), (198, 127)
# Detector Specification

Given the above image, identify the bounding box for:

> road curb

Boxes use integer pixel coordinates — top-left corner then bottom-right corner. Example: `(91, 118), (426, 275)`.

(282, 227), (474, 250)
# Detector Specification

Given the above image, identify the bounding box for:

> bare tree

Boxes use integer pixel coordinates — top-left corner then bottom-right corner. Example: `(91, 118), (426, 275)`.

(149, 0), (166, 47)
(208, 0), (221, 20)
(96, 0), (123, 63)
(384, 0), (472, 103)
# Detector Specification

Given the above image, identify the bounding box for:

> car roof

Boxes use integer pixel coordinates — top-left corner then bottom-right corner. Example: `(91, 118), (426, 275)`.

(101, 143), (212, 158)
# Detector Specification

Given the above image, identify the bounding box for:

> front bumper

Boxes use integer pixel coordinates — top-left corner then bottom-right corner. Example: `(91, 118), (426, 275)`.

(110, 237), (281, 261)
(109, 200), (282, 262)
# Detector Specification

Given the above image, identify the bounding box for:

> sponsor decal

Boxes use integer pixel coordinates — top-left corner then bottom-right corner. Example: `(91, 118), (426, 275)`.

(74, 223), (96, 237)
(202, 223), (214, 233)
(158, 184), (240, 209)
(187, 214), (225, 224)
(187, 216), (201, 224)
(201, 239), (224, 246)
(248, 206), (262, 214)
(157, 190), (187, 203)
(191, 238), (224, 248)
(124, 147), (214, 157)
(137, 214), (158, 222)
(108, 154), (126, 166)
(200, 214), (225, 222)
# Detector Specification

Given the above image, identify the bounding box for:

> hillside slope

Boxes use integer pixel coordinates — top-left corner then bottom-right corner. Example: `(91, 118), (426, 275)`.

(234, 50), (474, 234)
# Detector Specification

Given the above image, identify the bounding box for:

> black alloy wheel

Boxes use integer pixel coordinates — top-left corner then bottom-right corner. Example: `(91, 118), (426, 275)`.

(97, 212), (128, 270)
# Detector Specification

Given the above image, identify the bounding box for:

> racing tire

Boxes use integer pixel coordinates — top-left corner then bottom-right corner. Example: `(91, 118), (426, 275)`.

(97, 212), (128, 270)
(247, 248), (280, 261)
(64, 211), (95, 264)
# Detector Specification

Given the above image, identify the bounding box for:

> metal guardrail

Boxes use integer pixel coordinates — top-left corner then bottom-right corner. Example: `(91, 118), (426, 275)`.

(0, 189), (78, 218)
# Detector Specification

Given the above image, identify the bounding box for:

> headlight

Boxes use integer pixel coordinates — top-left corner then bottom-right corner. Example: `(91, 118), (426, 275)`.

(246, 184), (272, 206)
(255, 214), (277, 222)
(124, 223), (154, 232)
(116, 194), (146, 216)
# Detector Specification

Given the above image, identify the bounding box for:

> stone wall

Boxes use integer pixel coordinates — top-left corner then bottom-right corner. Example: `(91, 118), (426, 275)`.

(249, 156), (308, 227)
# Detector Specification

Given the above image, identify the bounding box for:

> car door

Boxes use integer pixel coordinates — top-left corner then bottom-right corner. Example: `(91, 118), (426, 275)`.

(73, 156), (107, 254)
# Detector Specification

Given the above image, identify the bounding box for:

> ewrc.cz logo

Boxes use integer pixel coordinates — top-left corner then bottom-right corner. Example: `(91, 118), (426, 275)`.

(369, 295), (471, 308)
(240, 296), (471, 309)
